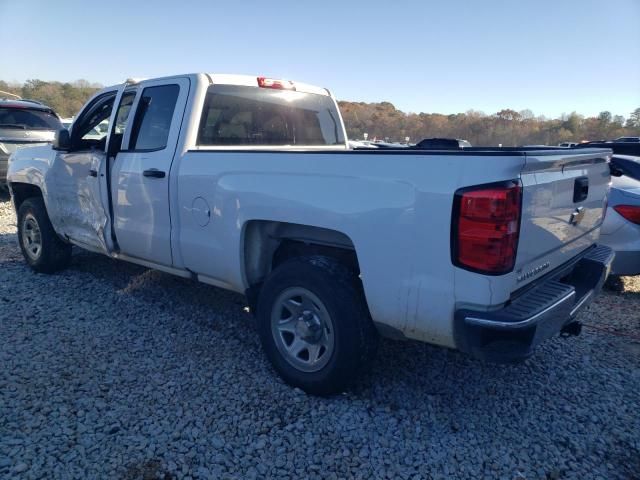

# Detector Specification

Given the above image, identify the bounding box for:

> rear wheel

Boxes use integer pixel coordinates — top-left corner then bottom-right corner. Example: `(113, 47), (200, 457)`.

(256, 255), (378, 395)
(17, 197), (71, 273)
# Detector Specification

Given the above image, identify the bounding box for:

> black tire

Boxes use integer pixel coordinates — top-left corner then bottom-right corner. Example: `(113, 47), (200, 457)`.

(256, 255), (378, 395)
(17, 197), (71, 274)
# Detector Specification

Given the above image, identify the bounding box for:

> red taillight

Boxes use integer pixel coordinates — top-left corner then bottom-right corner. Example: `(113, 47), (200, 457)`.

(613, 205), (640, 225)
(452, 181), (522, 274)
(257, 76), (296, 90)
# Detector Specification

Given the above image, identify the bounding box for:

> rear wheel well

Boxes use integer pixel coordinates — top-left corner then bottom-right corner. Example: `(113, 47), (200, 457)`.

(272, 239), (359, 273)
(9, 183), (43, 212)
(243, 221), (360, 309)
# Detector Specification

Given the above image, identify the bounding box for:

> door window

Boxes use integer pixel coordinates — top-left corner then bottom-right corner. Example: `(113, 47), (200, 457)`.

(114, 91), (137, 135)
(129, 84), (180, 151)
(108, 90), (137, 155)
(72, 92), (116, 151)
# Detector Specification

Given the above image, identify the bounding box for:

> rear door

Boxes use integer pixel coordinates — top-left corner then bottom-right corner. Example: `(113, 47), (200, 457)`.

(516, 148), (611, 285)
(111, 78), (190, 266)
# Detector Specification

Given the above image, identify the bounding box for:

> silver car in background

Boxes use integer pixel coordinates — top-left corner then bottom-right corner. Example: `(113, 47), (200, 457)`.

(0, 99), (62, 187)
(600, 155), (640, 276)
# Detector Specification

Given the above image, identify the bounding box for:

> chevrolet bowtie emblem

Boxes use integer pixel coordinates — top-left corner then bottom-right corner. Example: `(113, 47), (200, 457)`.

(569, 206), (585, 225)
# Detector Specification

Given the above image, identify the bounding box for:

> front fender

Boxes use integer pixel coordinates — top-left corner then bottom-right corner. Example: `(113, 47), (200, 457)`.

(7, 144), (56, 193)
(7, 145), (59, 231)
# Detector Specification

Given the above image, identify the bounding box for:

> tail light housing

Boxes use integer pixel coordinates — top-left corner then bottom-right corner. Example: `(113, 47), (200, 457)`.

(452, 180), (522, 274)
(613, 205), (640, 225)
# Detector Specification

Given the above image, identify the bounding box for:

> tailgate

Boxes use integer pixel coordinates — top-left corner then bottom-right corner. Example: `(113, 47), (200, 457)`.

(515, 148), (611, 286)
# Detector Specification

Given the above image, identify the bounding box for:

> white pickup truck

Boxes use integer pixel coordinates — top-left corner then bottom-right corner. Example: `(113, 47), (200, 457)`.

(7, 73), (614, 394)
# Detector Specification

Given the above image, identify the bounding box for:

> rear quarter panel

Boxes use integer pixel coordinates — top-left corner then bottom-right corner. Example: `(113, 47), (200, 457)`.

(176, 150), (525, 347)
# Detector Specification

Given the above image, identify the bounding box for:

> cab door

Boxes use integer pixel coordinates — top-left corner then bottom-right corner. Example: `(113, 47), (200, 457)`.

(111, 77), (190, 266)
(49, 89), (118, 253)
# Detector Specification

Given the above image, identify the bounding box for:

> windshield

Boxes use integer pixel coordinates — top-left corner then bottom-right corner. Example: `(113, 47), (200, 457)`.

(0, 107), (62, 130)
(197, 85), (345, 146)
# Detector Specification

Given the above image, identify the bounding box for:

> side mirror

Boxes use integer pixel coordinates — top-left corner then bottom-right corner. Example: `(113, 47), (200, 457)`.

(53, 128), (71, 151)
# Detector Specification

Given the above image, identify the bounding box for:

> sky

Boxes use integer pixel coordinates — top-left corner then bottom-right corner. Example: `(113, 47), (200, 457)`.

(1, 0), (639, 119)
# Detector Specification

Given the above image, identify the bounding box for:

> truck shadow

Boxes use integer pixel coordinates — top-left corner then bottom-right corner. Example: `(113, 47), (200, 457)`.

(5, 244), (640, 391)
(604, 275), (640, 301)
(68, 249), (252, 332)
(16, 248), (639, 382)
(65, 249), (639, 401)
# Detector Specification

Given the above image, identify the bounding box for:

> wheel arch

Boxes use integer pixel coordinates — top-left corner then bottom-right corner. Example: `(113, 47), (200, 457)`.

(242, 220), (361, 308)
(9, 182), (44, 213)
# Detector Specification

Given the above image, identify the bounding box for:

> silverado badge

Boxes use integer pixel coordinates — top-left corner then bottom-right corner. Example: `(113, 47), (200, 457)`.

(517, 262), (550, 282)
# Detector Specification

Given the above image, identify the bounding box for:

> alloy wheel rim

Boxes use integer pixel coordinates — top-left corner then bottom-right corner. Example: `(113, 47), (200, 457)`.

(270, 287), (335, 373)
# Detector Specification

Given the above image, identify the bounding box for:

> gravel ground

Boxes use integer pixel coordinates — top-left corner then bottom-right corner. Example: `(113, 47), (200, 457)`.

(1, 191), (639, 480)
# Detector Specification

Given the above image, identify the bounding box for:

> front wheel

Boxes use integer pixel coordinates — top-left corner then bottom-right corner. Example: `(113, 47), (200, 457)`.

(256, 255), (378, 395)
(17, 197), (71, 274)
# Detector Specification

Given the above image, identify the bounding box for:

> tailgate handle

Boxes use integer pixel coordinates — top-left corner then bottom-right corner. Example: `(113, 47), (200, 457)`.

(573, 177), (589, 203)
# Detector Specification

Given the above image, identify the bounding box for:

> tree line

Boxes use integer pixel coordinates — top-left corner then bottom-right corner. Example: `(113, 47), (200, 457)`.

(0, 79), (102, 119)
(339, 102), (640, 146)
(2, 79), (639, 146)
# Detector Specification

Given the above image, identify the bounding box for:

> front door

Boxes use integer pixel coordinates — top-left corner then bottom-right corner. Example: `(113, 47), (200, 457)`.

(111, 77), (190, 266)
(50, 90), (118, 253)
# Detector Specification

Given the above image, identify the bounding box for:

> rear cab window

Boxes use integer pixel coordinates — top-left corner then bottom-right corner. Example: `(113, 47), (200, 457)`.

(129, 84), (180, 151)
(197, 85), (345, 147)
(0, 107), (61, 130)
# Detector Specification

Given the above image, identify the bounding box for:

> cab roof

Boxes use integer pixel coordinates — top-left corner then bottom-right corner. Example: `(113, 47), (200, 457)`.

(206, 74), (330, 96)
(112, 73), (331, 97)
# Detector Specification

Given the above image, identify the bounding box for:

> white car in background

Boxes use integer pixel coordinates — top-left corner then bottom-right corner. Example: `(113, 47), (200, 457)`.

(60, 118), (74, 130)
(600, 155), (640, 276)
(83, 119), (109, 140)
(348, 140), (377, 149)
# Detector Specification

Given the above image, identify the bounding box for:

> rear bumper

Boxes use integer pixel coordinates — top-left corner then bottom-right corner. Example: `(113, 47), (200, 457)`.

(454, 244), (614, 363)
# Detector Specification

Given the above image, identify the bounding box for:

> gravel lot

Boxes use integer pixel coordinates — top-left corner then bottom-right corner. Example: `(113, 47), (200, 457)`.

(1, 191), (639, 480)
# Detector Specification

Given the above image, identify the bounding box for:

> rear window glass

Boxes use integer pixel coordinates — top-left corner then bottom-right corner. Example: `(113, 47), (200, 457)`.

(197, 85), (345, 146)
(130, 84), (179, 151)
(0, 107), (61, 130)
